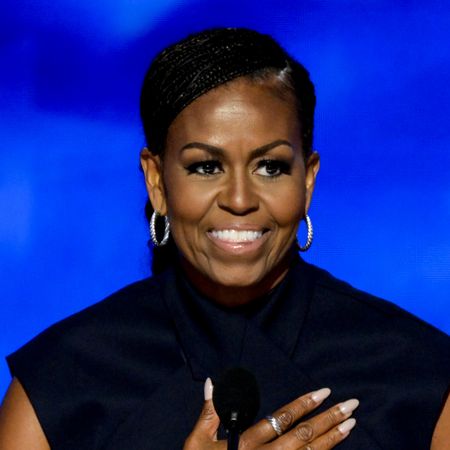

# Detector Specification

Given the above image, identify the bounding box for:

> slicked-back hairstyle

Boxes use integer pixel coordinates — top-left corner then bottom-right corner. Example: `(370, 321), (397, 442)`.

(140, 27), (316, 274)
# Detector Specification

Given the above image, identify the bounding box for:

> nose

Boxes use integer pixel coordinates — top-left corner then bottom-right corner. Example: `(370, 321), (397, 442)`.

(217, 170), (259, 215)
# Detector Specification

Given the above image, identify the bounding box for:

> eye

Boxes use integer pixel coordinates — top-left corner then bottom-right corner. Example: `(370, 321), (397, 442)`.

(254, 159), (291, 177)
(185, 160), (223, 176)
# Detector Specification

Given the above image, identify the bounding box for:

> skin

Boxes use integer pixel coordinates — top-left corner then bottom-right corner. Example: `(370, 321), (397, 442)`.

(0, 379), (50, 450)
(184, 386), (359, 450)
(0, 378), (448, 449)
(0, 77), (448, 448)
(431, 394), (450, 450)
(142, 78), (320, 306)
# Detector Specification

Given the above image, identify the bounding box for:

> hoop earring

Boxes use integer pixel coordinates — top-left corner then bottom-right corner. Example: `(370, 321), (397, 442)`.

(150, 211), (170, 247)
(298, 214), (313, 252)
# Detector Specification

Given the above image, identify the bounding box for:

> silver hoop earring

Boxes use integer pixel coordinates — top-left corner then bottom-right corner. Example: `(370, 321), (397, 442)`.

(150, 211), (170, 247)
(298, 214), (313, 252)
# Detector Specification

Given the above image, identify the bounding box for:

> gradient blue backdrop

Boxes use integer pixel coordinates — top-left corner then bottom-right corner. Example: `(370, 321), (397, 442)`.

(1, 0), (449, 395)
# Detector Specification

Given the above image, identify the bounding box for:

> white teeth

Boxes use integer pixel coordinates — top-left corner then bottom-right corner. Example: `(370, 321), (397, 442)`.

(210, 229), (263, 242)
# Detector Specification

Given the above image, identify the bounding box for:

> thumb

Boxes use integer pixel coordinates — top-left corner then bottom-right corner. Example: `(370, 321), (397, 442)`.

(184, 378), (221, 449)
(197, 378), (220, 439)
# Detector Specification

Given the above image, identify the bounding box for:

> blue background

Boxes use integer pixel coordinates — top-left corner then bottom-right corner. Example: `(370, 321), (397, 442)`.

(1, 0), (449, 396)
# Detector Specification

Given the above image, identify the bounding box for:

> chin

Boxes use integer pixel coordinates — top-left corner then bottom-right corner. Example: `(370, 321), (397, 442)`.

(206, 261), (275, 289)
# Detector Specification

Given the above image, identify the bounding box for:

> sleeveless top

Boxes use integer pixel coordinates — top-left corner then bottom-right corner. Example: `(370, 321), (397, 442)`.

(7, 257), (450, 449)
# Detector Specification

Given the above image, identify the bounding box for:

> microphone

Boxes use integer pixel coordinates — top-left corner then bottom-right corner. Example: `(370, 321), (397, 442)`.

(213, 367), (260, 450)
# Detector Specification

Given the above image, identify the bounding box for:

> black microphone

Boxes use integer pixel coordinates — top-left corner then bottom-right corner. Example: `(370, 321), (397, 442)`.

(212, 367), (260, 450)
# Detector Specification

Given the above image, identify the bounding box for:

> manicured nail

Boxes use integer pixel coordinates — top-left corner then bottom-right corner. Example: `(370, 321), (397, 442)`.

(339, 399), (359, 414)
(338, 418), (356, 435)
(311, 387), (331, 403)
(204, 377), (213, 401)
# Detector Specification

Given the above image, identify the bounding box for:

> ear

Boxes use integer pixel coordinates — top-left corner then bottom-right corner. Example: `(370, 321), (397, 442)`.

(304, 151), (320, 214)
(140, 148), (168, 215)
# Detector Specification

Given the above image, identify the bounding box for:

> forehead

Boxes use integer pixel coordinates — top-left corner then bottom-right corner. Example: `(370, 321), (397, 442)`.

(165, 78), (301, 151)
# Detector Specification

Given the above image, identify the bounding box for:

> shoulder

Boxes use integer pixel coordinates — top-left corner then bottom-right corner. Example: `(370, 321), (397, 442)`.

(308, 262), (448, 334)
(6, 270), (183, 448)
(301, 261), (450, 372)
(8, 271), (179, 370)
(297, 261), (450, 447)
(9, 276), (161, 361)
(60, 273), (167, 327)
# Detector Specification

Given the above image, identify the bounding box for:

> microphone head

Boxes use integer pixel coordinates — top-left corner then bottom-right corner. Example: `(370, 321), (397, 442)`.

(212, 367), (260, 432)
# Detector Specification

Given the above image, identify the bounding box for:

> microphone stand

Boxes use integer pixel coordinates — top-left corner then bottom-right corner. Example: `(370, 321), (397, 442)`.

(227, 411), (239, 450)
(214, 367), (260, 449)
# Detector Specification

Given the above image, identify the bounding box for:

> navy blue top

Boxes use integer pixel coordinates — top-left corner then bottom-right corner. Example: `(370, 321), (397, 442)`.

(7, 257), (450, 449)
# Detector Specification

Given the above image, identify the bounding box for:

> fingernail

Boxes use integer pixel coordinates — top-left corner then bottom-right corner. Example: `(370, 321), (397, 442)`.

(311, 387), (331, 403)
(338, 418), (356, 435)
(204, 377), (213, 401)
(339, 399), (359, 414)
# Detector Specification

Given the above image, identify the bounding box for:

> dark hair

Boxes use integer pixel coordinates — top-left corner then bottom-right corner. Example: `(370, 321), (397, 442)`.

(140, 27), (316, 274)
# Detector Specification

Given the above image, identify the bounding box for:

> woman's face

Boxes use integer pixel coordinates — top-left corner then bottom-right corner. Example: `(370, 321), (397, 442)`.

(142, 77), (319, 305)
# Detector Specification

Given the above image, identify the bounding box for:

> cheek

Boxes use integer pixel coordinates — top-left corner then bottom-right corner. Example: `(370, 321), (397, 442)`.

(163, 171), (214, 238)
(264, 182), (306, 229)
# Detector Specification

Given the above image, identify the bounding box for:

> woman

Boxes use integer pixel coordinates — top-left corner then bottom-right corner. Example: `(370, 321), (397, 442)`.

(0, 28), (449, 449)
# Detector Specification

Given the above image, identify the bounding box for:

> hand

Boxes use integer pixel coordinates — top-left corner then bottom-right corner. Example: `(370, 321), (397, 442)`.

(184, 380), (358, 450)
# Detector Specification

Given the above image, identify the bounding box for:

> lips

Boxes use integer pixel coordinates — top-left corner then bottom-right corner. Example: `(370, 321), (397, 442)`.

(206, 227), (270, 256)
(209, 229), (263, 243)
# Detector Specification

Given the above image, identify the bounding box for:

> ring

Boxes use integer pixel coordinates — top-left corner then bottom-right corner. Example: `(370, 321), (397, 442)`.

(266, 415), (283, 436)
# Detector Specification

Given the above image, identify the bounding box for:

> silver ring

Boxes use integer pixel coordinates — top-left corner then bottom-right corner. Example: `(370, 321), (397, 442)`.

(266, 415), (283, 436)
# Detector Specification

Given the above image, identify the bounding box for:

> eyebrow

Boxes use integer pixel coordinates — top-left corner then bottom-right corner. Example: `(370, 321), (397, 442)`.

(180, 139), (293, 159)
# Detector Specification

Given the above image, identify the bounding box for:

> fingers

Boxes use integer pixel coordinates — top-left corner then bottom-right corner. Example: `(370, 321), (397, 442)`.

(280, 398), (359, 449)
(276, 388), (333, 434)
(241, 389), (359, 450)
(242, 387), (331, 443)
(185, 381), (358, 450)
(298, 418), (356, 450)
(183, 379), (223, 450)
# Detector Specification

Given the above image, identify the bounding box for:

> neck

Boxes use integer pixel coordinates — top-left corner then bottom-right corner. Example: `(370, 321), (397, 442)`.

(179, 249), (297, 308)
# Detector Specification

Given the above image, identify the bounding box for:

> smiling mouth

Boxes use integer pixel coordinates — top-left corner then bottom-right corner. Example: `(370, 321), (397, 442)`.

(209, 229), (265, 243)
